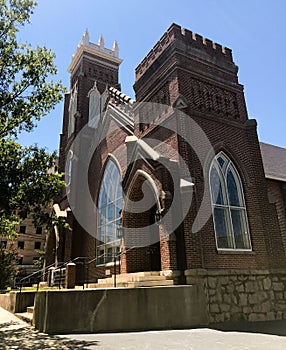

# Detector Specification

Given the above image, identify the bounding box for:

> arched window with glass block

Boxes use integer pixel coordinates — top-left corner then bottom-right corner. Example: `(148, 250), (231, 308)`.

(97, 159), (122, 264)
(209, 152), (251, 250)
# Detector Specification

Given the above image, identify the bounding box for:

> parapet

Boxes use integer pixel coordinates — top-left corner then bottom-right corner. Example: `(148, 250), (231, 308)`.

(135, 23), (234, 80)
(68, 29), (122, 73)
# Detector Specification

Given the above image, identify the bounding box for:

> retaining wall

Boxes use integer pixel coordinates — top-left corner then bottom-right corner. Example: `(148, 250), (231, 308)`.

(33, 285), (207, 334)
(0, 291), (35, 313)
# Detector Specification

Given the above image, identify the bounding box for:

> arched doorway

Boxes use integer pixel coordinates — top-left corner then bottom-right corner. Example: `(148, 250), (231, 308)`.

(122, 172), (162, 273)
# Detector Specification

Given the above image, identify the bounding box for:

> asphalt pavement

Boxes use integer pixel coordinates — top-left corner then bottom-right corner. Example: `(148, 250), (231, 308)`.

(1, 306), (286, 349)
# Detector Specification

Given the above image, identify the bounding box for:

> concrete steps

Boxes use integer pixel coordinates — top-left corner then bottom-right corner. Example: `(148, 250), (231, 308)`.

(15, 312), (33, 325)
(27, 306), (34, 313)
(32, 282), (48, 289)
(87, 271), (175, 289)
(15, 306), (34, 325)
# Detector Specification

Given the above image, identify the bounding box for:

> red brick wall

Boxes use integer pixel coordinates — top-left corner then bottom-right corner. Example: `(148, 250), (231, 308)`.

(57, 49), (122, 278)
(267, 180), (286, 254)
(133, 23), (286, 272)
(56, 24), (286, 280)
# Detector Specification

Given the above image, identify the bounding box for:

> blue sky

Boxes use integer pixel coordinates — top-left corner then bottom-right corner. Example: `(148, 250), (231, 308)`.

(18, 0), (286, 151)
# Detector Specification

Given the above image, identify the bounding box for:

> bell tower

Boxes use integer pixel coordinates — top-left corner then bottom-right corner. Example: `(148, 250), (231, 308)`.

(57, 30), (123, 265)
(67, 29), (122, 135)
(59, 29), (122, 173)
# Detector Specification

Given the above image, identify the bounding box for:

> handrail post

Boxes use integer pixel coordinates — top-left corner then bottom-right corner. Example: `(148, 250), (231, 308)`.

(59, 268), (61, 289)
(83, 258), (85, 290)
(114, 256), (116, 288)
(86, 261), (89, 289)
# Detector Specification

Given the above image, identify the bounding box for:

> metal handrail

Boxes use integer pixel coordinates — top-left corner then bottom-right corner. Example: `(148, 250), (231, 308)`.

(19, 261), (56, 284)
(85, 247), (137, 288)
(41, 256), (89, 287)
(18, 256), (90, 292)
(18, 247), (138, 291)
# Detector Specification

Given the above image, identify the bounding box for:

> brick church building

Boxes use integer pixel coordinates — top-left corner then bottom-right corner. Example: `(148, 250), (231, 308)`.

(47, 24), (286, 323)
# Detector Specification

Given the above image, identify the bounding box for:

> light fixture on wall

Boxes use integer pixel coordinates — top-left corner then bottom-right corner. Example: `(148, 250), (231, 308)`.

(117, 225), (124, 239)
(117, 209), (124, 238)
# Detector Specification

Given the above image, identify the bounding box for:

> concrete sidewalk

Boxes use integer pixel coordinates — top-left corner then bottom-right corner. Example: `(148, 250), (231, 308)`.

(0, 306), (97, 349)
(2, 306), (286, 349)
(0, 306), (26, 331)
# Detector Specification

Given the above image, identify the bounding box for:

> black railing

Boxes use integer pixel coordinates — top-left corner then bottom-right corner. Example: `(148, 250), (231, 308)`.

(18, 256), (88, 292)
(17, 247), (137, 291)
(17, 261), (58, 292)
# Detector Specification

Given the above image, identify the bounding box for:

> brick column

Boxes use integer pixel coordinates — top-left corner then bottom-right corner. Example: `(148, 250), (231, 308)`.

(65, 263), (76, 289)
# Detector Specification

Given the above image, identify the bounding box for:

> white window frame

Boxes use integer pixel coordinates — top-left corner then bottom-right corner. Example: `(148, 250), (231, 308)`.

(66, 150), (73, 187)
(88, 85), (109, 129)
(209, 152), (252, 251)
(88, 86), (101, 129)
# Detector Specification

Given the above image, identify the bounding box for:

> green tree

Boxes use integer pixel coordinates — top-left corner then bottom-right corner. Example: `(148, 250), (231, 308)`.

(0, 0), (64, 137)
(33, 249), (45, 268)
(0, 243), (17, 291)
(0, 0), (67, 239)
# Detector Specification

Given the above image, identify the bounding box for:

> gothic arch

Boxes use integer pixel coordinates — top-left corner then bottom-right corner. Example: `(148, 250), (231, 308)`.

(209, 151), (252, 250)
(96, 156), (123, 264)
(205, 142), (252, 187)
(122, 169), (162, 273)
(123, 169), (162, 217)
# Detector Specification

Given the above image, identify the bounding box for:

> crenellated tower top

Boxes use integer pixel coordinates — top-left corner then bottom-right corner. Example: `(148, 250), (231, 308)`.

(68, 28), (122, 74)
(135, 23), (234, 80)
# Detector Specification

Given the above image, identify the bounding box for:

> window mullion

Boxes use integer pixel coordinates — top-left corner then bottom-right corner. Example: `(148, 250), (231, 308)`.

(210, 152), (251, 251)
(223, 174), (235, 249)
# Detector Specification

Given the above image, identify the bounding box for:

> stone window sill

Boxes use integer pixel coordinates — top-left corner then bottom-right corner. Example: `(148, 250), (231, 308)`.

(217, 250), (255, 255)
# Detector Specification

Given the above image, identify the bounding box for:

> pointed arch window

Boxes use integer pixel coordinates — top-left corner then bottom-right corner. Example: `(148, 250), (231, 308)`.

(97, 159), (122, 264)
(66, 150), (74, 186)
(88, 85), (109, 129)
(209, 152), (251, 250)
(68, 85), (77, 137)
(88, 86), (101, 129)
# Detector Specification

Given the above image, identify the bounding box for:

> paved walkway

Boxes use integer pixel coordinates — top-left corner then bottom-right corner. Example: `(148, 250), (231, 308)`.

(2, 306), (286, 349)
(0, 307), (97, 349)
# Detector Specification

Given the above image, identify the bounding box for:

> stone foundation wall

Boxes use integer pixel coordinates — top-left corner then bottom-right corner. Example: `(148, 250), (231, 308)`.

(185, 269), (286, 324)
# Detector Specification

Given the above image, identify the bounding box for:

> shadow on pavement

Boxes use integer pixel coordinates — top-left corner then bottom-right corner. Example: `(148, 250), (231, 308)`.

(0, 322), (98, 349)
(211, 320), (286, 337)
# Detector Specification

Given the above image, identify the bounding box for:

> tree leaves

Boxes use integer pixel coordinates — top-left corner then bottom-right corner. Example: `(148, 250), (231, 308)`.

(0, 1), (67, 238)
(0, 139), (67, 236)
(0, 243), (17, 290)
(0, 1), (66, 137)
